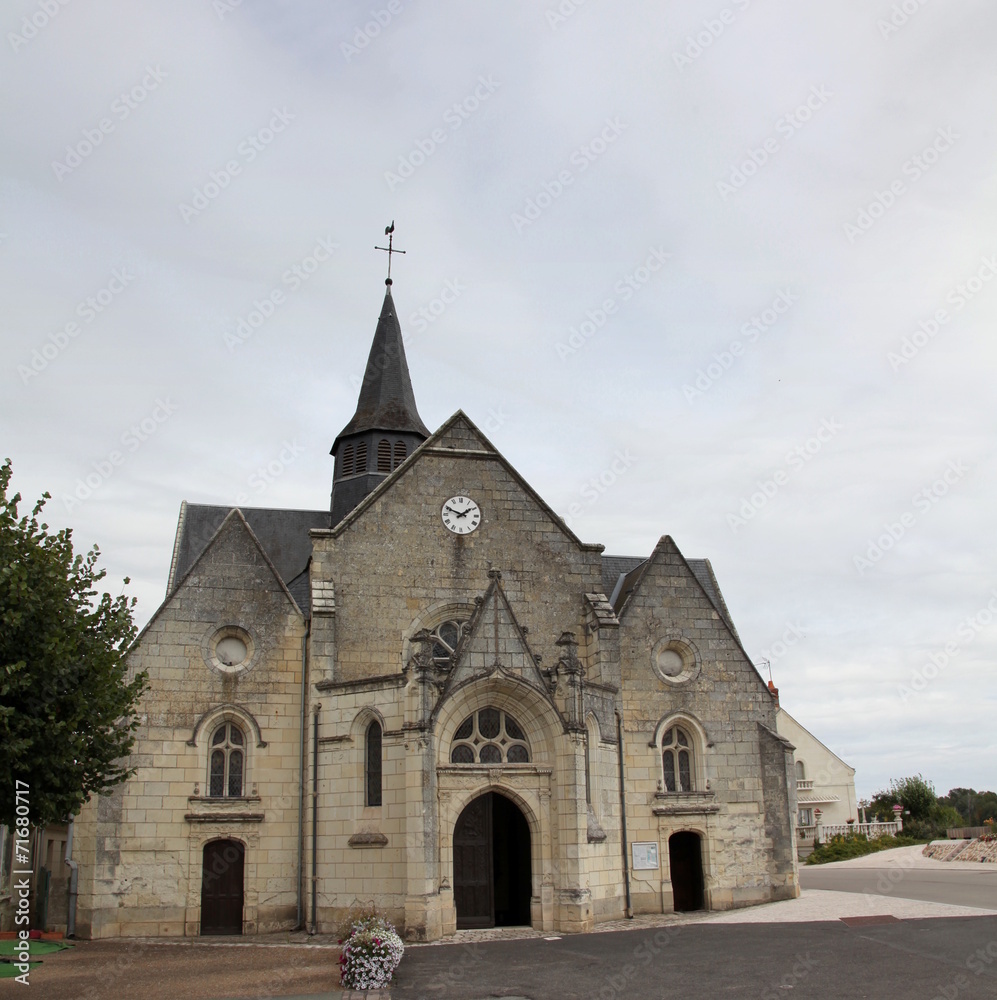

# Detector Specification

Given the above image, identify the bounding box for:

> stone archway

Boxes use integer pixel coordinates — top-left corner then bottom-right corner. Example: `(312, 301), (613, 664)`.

(453, 792), (532, 929)
(668, 831), (705, 912)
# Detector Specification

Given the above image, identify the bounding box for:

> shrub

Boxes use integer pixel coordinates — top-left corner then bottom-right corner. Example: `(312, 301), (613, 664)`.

(806, 833), (922, 865)
(338, 910), (404, 991)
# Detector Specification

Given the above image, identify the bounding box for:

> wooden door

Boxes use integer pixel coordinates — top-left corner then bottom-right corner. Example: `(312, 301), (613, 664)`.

(201, 840), (244, 935)
(454, 794), (494, 929)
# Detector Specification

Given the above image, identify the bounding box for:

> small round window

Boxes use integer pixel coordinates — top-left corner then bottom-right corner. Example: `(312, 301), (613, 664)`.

(208, 626), (254, 674)
(651, 638), (699, 685)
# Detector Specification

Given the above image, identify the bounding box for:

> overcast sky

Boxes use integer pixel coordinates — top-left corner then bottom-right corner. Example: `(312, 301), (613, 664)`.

(3, 1), (995, 801)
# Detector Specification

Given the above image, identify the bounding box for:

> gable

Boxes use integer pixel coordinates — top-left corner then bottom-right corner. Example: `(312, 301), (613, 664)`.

(167, 501), (327, 600)
(618, 535), (770, 700)
(327, 410), (601, 554)
(438, 573), (555, 706)
(136, 509), (303, 650)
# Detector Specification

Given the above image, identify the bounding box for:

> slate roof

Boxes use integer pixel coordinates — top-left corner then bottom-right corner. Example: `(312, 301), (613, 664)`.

(167, 503), (739, 637)
(332, 287), (431, 452)
(600, 553), (739, 641)
(168, 502), (328, 612)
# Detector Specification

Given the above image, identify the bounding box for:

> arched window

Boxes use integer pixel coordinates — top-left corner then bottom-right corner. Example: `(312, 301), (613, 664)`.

(449, 708), (530, 764)
(209, 722), (245, 797)
(377, 438), (392, 472)
(365, 720), (382, 806)
(354, 440), (367, 474)
(393, 440), (407, 468)
(429, 618), (468, 666)
(341, 444), (354, 477)
(795, 760), (806, 782)
(661, 726), (693, 793)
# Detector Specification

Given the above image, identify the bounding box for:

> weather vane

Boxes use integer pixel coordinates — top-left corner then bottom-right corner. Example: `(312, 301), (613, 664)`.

(375, 221), (406, 285)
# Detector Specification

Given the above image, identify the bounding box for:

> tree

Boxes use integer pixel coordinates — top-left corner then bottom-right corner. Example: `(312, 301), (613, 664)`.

(0, 459), (147, 828)
(870, 773), (937, 822)
(938, 788), (997, 826)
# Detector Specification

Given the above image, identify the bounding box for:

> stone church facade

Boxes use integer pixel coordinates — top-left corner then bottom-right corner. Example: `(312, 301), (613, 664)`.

(72, 281), (798, 940)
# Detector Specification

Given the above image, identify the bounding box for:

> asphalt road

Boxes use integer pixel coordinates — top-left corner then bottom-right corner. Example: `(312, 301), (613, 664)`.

(800, 864), (997, 909)
(393, 916), (997, 1000)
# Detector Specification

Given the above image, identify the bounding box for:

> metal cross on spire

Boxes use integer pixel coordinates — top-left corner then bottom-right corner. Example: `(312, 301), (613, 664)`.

(375, 221), (406, 286)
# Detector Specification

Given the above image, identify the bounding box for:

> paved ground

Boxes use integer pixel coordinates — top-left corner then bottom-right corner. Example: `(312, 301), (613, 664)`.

(393, 916), (997, 999)
(799, 843), (997, 909)
(3, 847), (994, 999)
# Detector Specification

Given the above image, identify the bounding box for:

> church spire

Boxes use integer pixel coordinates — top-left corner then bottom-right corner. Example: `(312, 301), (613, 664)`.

(330, 233), (430, 522)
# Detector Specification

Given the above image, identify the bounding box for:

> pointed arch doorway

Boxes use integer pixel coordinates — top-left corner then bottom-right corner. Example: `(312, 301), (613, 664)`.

(668, 831), (705, 912)
(453, 792), (532, 929)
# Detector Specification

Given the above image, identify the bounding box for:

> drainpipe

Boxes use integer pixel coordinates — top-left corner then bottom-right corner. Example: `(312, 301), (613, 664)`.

(296, 627), (310, 931)
(64, 819), (78, 938)
(616, 712), (633, 919)
(309, 703), (321, 934)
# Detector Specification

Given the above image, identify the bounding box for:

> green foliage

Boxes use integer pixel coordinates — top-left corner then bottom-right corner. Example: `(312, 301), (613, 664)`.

(938, 788), (997, 826)
(930, 805), (965, 831)
(806, 833), (923, 865)
(0, 460), (147, 827)
(869, 773), (937, 822)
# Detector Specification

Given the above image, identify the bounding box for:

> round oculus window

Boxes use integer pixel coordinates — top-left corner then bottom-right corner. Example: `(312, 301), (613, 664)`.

(216, 636), (248, 667)
(208, 626), (254, 674)
(651, 638), (699, 685)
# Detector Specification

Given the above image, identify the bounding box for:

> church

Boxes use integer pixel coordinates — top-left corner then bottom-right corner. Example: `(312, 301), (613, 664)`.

(72, 268), (799, 940)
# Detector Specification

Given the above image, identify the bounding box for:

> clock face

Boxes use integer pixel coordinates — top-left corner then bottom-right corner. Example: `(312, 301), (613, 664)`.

(441, 495), (481, 534)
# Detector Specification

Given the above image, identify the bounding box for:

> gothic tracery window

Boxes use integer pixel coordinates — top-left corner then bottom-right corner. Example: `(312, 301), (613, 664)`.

(208, 722), (245, 797)
(430, 619), (468, 665)
(661, 726), (693, 793)
(449, 708), (530, 764)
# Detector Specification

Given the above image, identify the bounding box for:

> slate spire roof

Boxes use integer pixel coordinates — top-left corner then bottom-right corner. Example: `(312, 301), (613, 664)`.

(332, 285), (430, 453)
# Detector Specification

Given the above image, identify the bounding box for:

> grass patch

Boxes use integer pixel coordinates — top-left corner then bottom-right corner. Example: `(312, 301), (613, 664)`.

(805, 833), (924, 865)
(0, 940), (72, 957)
